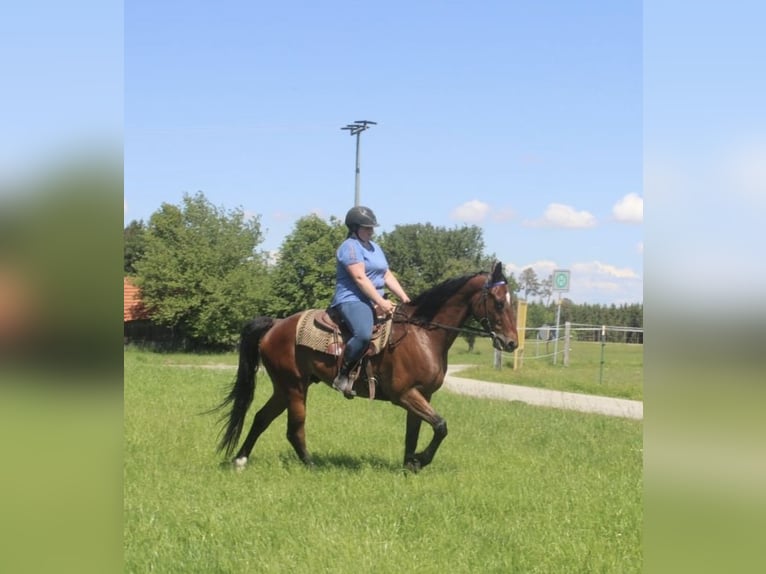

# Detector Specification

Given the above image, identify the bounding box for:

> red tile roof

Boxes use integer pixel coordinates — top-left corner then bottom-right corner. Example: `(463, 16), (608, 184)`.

(124, 277), (150, 322)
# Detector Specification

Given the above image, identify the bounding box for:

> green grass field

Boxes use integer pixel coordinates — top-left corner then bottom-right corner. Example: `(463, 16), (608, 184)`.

(451, 337), (643, 401)
(125, 349), (642, 573)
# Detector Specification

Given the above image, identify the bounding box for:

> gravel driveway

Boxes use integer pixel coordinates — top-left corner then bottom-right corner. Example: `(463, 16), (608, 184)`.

(444, 365), (643, 420)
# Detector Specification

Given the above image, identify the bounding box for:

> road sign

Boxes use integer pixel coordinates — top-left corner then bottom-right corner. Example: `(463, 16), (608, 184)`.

(552, 269), (570, 292)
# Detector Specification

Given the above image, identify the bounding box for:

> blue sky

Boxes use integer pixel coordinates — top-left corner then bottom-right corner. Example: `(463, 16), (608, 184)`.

(0, 1), (122, 177)
(124, 1), (643, 304)
(124, 0), (643, 303)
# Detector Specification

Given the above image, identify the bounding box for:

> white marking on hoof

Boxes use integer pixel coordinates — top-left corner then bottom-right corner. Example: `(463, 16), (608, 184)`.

(234, 456), (248, 471)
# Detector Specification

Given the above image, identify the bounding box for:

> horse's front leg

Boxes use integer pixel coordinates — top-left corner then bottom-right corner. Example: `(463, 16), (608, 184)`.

(398, 389), (448, 472)
(404, 412), (423, 470)
(285, 386), (314, 467)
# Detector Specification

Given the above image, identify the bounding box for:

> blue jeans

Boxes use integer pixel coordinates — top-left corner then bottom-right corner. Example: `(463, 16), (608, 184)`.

(334, 301), (374, 365)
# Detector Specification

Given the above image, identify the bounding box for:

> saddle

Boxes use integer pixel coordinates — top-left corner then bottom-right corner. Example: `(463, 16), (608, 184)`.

(295, 306), (393, 399)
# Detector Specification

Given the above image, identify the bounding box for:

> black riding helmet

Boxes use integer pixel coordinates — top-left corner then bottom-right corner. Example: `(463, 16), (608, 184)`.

(344, 205), (379, 229)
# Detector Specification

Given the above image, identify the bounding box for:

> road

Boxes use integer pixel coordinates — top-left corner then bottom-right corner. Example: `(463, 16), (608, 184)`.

(444, 365), (643, 420)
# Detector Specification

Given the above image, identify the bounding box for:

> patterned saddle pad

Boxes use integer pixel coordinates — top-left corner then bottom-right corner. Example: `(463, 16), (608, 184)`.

(295, 309), (392, 357)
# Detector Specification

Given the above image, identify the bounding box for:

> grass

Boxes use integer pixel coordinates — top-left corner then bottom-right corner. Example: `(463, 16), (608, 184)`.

(125, 349), (642, 573)
(450, 337), (643, 401)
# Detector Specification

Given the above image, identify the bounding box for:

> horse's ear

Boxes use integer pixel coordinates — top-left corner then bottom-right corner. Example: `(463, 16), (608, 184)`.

(491, 260), (505, 282)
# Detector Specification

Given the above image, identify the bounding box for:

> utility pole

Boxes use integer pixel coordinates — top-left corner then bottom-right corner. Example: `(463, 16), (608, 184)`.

(341, 120), (376, 206)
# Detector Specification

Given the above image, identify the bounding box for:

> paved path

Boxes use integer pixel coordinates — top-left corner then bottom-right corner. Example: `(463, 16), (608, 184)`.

(173, 362), (642, 420)
(444, 365), (643, 420)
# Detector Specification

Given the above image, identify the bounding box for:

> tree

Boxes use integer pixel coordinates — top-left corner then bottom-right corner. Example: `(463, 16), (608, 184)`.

(559, 297), (575, 324)
(539, 273), (553, 305)
(518, 267), (540, 300)
(378, 223), (492, 297)
(267, 214), (347, 316)
(525, 303), (555, 329)
(124, 219), (147, 275)
(378, 223), (498, 350)
(135, 191), (269, 349)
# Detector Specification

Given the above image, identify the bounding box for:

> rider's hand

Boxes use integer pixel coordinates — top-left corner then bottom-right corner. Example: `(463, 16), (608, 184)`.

(380, 299), (395, 316)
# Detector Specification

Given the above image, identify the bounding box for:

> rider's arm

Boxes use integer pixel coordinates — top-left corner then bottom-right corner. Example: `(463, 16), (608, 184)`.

(383, 270), (410, 303)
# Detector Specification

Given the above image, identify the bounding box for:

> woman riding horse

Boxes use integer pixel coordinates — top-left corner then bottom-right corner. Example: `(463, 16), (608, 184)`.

(330, 206), (410, 397)
(213, 260), (518, 472)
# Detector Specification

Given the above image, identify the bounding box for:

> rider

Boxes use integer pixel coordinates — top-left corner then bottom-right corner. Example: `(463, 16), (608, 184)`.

(331, 206), (410, 397)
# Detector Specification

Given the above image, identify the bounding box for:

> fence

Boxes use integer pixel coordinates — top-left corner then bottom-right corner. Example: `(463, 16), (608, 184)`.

(513, 322), (644, 368)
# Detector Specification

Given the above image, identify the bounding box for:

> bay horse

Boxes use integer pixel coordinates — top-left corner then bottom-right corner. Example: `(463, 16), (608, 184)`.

(213, 261), (518, 472)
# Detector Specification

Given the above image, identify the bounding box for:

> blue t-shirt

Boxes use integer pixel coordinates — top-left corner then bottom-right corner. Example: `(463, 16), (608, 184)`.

(331, 238), (389, 307)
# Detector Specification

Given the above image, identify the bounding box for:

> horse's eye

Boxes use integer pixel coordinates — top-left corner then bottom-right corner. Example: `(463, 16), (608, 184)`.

(495, 301), (504, 312)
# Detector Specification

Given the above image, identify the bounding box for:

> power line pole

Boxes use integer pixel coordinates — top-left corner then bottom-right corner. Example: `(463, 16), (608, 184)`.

(341, 120), (376, 206)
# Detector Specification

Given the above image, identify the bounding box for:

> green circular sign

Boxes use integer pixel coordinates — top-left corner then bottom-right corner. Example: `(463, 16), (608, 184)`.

(553, 270), (570, 291)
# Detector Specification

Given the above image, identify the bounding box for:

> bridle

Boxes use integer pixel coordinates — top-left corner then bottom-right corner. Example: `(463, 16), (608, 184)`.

(477, 280), (507, 346)
(392, 278), (509, 347)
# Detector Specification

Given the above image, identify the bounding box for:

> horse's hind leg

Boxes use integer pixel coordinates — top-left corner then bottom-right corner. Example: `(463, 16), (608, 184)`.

(234, 391), (288, 468)
(398, 389), (448, 472)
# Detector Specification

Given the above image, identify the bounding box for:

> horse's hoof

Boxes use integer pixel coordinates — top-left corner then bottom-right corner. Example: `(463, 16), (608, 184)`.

(404, 460), (421, 473)
(233, 456), (248, 471)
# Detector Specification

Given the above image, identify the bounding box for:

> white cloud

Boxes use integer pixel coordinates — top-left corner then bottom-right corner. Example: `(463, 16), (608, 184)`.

(504, 259), (557, 277)
(612, 193), (643, 223)
(572, 260), (639, 279)
(507, 260), (638, 281)
(576, 278), (622, 292)
(566, 261), (642, 305)
(450, 199), (490, 223)
(523, 203), (597, 228)
(504, 259), (642, 304)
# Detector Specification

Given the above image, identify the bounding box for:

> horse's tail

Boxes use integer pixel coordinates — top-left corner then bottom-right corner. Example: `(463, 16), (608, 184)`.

(214, 316), (276, 457)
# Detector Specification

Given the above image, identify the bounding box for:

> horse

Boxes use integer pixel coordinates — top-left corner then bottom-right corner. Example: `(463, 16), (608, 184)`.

(213, 261), (518, 472)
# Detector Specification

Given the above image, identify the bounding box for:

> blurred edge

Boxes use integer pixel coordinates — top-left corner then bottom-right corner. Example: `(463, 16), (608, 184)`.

(645, 1), (766, 572)
(0, 155), (124, 574)
(0, 1), (123, 573)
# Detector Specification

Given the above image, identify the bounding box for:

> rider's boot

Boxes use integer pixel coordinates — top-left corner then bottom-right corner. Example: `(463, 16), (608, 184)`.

(332, 360), (356, 399)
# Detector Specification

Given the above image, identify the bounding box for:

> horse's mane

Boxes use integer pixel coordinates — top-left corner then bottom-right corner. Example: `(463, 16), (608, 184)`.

(406, 272), (487, 322)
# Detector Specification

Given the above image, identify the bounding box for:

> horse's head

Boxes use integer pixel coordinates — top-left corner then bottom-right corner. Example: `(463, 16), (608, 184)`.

(471, 261), (519, 353)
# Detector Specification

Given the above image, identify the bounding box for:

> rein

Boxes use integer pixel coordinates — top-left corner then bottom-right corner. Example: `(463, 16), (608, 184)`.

(392, 279), (507, 341)
(393, 313), (492, 337)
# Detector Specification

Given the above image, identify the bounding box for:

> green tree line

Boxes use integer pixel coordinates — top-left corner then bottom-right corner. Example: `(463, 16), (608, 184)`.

(124, 192), (642, 349)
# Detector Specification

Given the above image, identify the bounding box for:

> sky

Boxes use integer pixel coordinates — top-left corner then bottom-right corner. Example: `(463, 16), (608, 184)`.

(123, 1), (643, 305)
